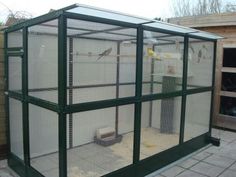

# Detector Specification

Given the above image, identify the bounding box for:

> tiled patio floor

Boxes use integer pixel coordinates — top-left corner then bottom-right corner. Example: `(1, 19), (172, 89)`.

(1, 129), (236, 177)
(147, 129), (236, 177)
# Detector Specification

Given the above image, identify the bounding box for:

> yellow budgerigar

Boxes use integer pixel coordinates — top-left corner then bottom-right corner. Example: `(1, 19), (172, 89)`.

(147, 48), (161, 60)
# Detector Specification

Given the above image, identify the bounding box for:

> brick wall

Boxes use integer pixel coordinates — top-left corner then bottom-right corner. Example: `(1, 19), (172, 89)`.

(0, 32), (7, 160)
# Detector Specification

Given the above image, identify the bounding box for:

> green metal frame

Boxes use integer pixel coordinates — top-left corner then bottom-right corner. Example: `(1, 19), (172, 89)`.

(4, 5), (218, 177)
(179, 35), (188, 144)
(58, 14), (67, 177)
(209, 41), (217, 135)
(133, 26), (143, 164)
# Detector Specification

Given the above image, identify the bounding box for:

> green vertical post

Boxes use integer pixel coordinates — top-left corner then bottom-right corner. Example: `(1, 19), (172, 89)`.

(209, 41), (217, 135)
(58, 15), (67, 177)
(4, 32), (11, 160)
(68, 37), (73, 149)
(133, 26), (143, 164)
(179, 36), (188, 144)
(22, 27), (30, 168)
(148, 45), (155, 127)
(115, 42), (121, 137)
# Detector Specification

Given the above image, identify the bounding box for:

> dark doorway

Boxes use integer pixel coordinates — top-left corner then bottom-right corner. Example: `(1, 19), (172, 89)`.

(221, 72), (236, 92)
(223, 48), (236, 67)
(220, 96), (236, 117)
(220, 48), (236, 118)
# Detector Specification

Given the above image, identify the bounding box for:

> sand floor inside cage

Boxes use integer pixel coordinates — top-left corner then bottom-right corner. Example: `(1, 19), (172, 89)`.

(31, 128), (179, 177)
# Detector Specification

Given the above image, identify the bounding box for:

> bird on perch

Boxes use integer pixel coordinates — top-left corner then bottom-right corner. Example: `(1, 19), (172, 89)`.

(147, 48), (161, 60)
(97, 47), (112, 60)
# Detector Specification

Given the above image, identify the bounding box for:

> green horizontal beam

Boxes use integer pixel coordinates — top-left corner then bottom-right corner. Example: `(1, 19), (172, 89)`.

(65, 96), (137, 113)
(136, 133), (209, 177)
(8, 153), (26, 177)
(103, 164), (135, 177)
(7, 52), (24, 56)
(8, 86), (212, 114)
(185, 86), (212, 95)
(8, 153), (44, 177)
(141, 91), (182, 102)
(8, 91), (23, 101)
(6, 47), (23, 51)
(26, 96), (59, 112)
(27, 167), (44, 177)
(61, 86), (212, 114)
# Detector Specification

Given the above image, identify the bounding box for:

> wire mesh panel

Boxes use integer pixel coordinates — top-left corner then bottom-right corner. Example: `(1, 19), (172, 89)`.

(9, 98), (23, 160)
(142, 31), (184, 95)
(140, 97), (181, 160)
(28, 19), (58, 103)
(29, 104), (58, 177)
(187, 39), (214, 89)
(8, 56), (22, 93)
(118, 42), (136, 97)
(67, 105), (134, 177)
(184, 92), (211, 142)
(66, 19), (137, 104)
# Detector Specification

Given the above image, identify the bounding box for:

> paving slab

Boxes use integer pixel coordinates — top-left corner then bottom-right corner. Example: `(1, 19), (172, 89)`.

(177, 158), (199, 169)
(229, 162), (236, 171)
(190, 161), (225, 177)
(192, 151), (212, 161)
(175, 170), (207, 177)
(218, 169), (236, 177)
(203, 154), (235, 168)
(161, 166), (185, 177)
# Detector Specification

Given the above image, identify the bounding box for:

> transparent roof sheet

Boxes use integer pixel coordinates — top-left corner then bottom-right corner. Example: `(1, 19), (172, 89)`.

(67, 4), (151, 24)
(67, 29), (88, 36)
(82, 32), (132, 41)
(20, 4), (222, 41)
(67, 19), (118, 31)
(143, 22), (197, 34)
(28, 19), (58, 35)
(112, 28), (136, 36)
(190, 31), (224, 39)
(28, 25), (57, 35)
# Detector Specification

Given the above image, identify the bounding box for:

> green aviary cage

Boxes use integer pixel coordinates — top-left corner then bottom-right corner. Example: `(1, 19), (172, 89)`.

(4, 4), (222, 177)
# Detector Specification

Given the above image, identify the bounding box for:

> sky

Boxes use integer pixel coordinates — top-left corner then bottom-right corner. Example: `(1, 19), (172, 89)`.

(0, 0), (173, 23)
